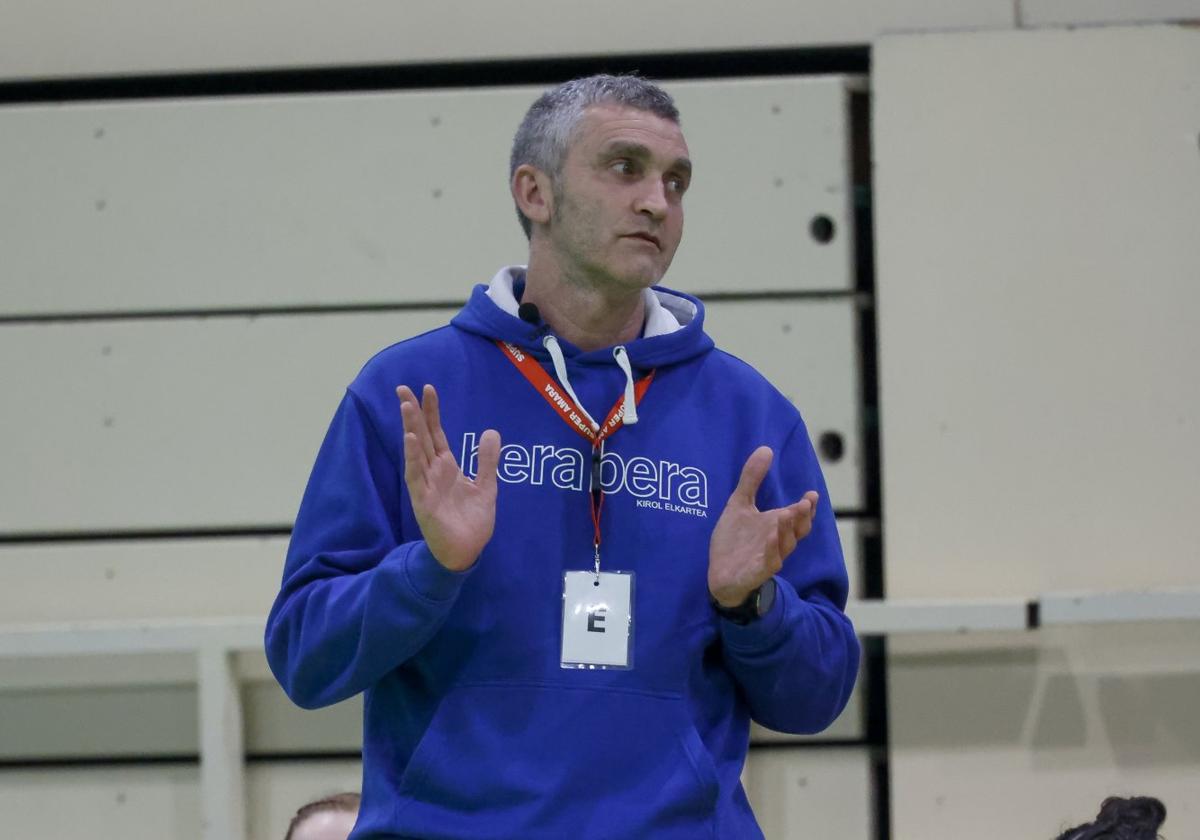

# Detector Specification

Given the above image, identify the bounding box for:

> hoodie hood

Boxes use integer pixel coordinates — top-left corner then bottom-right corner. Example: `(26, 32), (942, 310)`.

(450, 266), (714, 370)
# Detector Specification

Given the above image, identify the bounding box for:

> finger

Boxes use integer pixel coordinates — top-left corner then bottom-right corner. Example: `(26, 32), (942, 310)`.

(402, 431), (429, 497)
(784, 491), (819, 514)
(397, 387), (427, 469)
(399, 400), (433, 470)
(396, 385), (436, 465)
(792, 511), (812, 543)
(776, 511), (799, 563)
(422, 384), (452, 455)
(396, 384), (415, 414)
(785, 503), (812, 542)
(474, 429), (502, 494)
(733, 446), (773, 506)
(785, 497), (813, 521)
(764, 522), (783, 572)
(784, 491), (820, 537)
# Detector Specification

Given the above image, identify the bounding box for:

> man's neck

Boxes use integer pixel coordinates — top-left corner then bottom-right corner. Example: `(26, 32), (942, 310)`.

(522, 256), (646, 353)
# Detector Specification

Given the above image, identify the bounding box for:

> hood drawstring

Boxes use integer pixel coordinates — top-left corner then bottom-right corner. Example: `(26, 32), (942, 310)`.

(543, 335), (600, 432)
(612, 346), (638, 426)
(541, 336), (641, 431)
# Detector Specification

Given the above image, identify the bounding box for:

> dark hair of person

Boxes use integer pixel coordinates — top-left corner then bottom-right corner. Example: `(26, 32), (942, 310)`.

(283, 791), (361, 840)
(1053, 795), (1167, 840)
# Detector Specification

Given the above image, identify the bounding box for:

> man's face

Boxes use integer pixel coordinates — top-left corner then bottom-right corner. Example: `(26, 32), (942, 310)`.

(545, 103), (691, 293)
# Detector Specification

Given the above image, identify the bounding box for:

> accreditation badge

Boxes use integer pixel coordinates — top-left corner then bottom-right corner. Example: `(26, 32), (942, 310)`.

(561, 570), (634, 670)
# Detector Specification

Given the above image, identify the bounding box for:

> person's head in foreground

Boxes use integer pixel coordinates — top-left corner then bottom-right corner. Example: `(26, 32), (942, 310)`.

(1053, 795), (1166, 840)
(284, 791), (360, 840)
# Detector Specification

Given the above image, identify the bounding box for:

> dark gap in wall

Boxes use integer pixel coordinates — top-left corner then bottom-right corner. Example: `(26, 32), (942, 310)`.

(0, 525), (293, 545)
(870, 739), (891, 840)
(848, 84), (889, 840)
(0, 754), (198, 770)
(0, 301), (467, 326)
(865, 637), (891, 840)
(0, 47), (868, 105)
(248, 751), (364, 764)
(698, 289), (868, 304)
(748, 737), (873, 750)
(0, 290), (868, 326)
(1026, 599), (1041, 629)
(850, 89), (881, 524)
(827, 510), (877, 522)
(2, 518), (874, 544)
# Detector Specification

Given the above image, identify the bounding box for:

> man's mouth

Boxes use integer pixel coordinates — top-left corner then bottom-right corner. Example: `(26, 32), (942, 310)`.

(623, 232), (661, 249)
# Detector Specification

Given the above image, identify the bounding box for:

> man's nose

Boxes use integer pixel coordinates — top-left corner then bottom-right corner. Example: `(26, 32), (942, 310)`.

(633, 178), (669, 220)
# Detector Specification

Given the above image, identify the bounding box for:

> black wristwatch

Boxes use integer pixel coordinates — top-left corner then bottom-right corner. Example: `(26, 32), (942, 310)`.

(711, 578), (777, 625)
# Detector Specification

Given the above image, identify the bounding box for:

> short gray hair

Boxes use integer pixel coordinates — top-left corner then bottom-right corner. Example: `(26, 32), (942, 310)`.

(509, 74), (680, 239)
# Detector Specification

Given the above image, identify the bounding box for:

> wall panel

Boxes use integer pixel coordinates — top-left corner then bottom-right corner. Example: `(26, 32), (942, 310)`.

(745, 746), (874, 839)
(0, 764), (202, 840)
(249, 760), (364, 840)
(874, 25), (1200, 597)
(0, 2), (1012, 81)
(753, 519), (867, 743)
(1020, 1), (1200, 25)
(0, 310), (447, 534)
(1, 77), (856, 317)
(889, 626), (1200, 838)
(704, 299), (865, 509)
(0, 761), (364, 840)
(0, 537), (287, 623)
(875, 24), (1200, 839)
(0, 299), (861, 535)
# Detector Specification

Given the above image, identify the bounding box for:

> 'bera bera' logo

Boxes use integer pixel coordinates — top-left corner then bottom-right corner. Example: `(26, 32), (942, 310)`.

(460, 433), (708, 516)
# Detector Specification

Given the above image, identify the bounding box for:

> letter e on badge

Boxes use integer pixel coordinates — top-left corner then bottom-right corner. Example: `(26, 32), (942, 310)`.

(587, 605), (607, 633)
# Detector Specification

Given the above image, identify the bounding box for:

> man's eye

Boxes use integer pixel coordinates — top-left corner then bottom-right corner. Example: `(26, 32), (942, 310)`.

(611, 160), (637, 175)
(667, 176), (688, 194)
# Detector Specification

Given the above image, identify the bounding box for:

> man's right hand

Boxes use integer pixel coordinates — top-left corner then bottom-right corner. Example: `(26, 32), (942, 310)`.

(397, 384), (500, 572)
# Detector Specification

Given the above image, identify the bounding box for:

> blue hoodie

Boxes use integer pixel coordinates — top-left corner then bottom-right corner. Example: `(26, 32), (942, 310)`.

(266, 267), (859, 839)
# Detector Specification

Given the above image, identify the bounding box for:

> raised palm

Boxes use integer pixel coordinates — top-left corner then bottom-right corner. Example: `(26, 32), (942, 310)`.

(708, 446), (818, 607)
(397, 384), (501, 572)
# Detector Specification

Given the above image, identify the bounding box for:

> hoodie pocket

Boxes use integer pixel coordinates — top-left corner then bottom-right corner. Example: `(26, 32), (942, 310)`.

(394, 681), (718, 839)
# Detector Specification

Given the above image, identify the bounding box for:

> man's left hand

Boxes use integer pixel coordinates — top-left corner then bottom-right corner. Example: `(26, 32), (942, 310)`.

(708, 446), (819, 608)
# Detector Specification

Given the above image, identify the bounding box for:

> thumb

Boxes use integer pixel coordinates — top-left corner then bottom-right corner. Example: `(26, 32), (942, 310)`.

(733, 446), (773, 506)
(474, 429), (501, 493)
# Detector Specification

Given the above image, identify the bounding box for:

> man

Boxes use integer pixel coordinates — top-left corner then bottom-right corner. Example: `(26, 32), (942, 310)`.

(266, 74), (859, 839)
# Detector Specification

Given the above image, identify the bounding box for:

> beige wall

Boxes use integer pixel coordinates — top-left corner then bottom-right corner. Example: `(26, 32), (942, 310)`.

(2, 6), (1198, 840)
(875, 23), (1200, 600)
(874, 23), (1200, 839)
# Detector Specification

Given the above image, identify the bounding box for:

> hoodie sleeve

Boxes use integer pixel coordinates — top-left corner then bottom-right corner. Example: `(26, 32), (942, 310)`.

(264, 388), (472, 709)
(717, 417), (861, 734)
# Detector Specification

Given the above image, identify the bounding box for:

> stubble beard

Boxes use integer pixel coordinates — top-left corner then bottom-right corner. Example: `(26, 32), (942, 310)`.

(550, 187), (666, 295)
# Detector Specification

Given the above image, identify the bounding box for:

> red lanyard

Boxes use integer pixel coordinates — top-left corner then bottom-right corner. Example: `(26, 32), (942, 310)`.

(496, 340), (654, 568)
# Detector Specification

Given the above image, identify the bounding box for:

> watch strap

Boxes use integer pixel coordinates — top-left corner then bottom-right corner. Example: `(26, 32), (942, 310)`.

(712, 578), (777, 625)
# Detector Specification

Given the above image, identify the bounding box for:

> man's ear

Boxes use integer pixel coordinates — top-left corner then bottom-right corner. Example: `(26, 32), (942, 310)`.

(512, 164), (553, 228)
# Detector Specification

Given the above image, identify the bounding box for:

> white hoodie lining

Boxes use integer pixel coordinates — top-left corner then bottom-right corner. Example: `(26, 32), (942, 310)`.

(485, 265), (692, 337)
